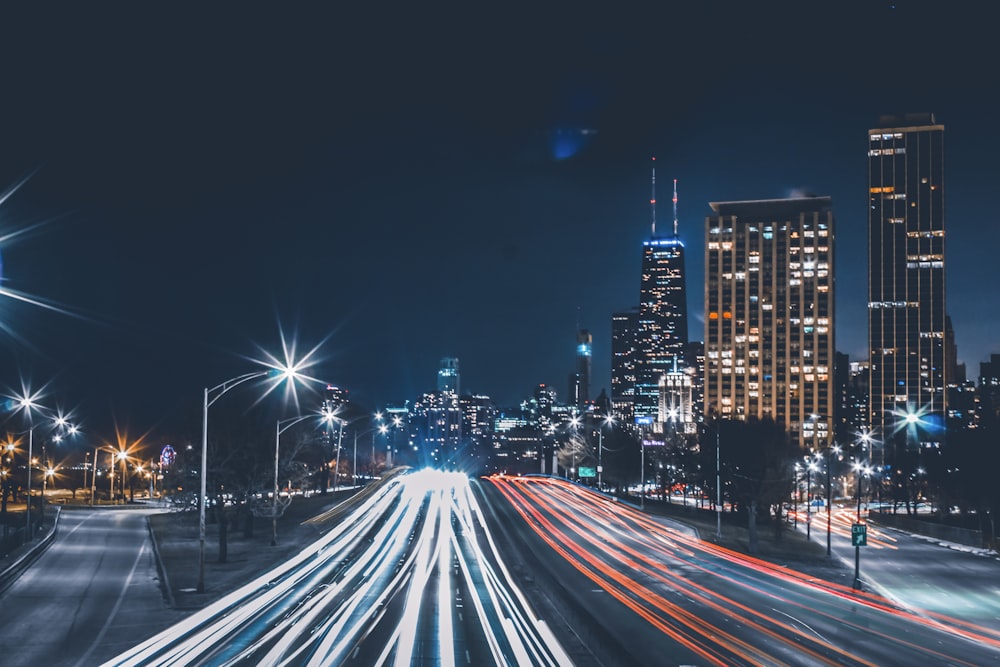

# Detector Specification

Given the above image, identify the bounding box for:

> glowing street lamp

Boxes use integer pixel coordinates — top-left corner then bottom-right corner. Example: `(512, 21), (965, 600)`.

(597, 414), (614, 490)
(197, 365), (300, 594)
(272, 412), (330, 546)
(805, 456), (819, 541)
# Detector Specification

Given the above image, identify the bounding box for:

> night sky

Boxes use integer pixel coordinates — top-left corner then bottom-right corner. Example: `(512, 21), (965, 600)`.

(1, 3), (997, 441)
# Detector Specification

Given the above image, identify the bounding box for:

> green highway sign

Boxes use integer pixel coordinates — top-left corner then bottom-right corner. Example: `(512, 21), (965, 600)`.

(578, 467), (596, 478)
(852, 523), (867, 547)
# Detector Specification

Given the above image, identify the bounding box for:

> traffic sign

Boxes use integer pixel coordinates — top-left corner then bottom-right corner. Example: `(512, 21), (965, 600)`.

(851, 523), (867, 547)
(578, 467), (596, 478)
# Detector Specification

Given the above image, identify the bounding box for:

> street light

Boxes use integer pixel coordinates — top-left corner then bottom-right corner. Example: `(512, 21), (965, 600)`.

(597, 415), (613, 490)
(852, 459), (870, 589)
(272, 411), (331, 546)
(805, 456), (817, 540)
(198, 366), (297, 594)
(826, 443), (841, 557)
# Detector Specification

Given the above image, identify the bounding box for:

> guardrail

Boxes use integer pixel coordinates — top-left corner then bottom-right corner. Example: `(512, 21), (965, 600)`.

(0, 506), (60, 593)
(868, 510), (985, 548)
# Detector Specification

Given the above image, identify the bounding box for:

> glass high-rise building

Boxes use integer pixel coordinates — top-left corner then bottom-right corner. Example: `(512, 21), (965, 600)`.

(437, 357), (460, 395)
(704, 197), (835, 449)
(634, 170), (689, 422)
(611, 308), (639, 422)
(867, 114), (946, 451)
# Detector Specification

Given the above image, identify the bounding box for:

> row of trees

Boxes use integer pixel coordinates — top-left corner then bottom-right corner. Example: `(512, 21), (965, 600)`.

(551, 413), (1000, 552)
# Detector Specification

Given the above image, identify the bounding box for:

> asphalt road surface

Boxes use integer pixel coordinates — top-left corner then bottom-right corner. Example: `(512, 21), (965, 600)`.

(0, 508), (183, 667)
(106, 470), (570, 666)
(485, 474), (1000, 666)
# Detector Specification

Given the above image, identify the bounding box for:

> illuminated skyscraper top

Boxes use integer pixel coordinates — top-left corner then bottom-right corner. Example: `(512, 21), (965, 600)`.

(868, 113), (947, 450)
(634, 160), (689, 422)
(437, 357), (460, 394)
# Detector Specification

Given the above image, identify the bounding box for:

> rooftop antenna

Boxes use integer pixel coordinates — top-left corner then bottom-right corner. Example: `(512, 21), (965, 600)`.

(672, 178), (679, 238)
(650, 156), (657, 236)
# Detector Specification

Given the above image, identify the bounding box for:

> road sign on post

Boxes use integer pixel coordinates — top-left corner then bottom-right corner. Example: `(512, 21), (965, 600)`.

(851, 523), (867, 547)
(578, 467), (596, 479)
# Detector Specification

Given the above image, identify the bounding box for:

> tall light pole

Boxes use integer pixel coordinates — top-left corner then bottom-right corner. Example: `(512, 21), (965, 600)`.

(826, 443), (840, 557)
(273, 413), (325, 546)
(853, 460), (868, 589)
(597, 415), (613, 491)
(90, 445), (99, 506)
(716, 422), (722, 539)
(805, 457), (817, 541)
(640, 436), (646, 510)
(331, 417), (345, 493)
(198, 367), (293, 594)
(25, 428), (33, 540)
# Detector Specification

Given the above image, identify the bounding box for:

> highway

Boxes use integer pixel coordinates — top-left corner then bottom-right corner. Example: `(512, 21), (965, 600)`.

(105, 469), (570, 666)
(486, 474), (1000, 666)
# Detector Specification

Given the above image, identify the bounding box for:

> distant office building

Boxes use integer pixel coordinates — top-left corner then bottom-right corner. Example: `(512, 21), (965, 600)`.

(409, 390), (461, 467)
(705, 196), (835, 449)
(459, 393), (496, 473)
(322, 385), (349, 414)
(437, 357), (460, 394)
(868, 114), (947, 451)
(977, 354), (1000, 426)
(635, 168), (689, 423)
(685, 340), (705, 426)
(659, 359), (696, 434)
(835, 354), (869, 444)
(320, 385), (350, 452)
(611, 308), (639, 423)
(575, 329), (592, 407)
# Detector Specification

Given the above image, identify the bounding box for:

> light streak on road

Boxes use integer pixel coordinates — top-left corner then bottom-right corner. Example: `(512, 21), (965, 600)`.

(487, 474), (1000, 667)
(105, 470), (570, 666)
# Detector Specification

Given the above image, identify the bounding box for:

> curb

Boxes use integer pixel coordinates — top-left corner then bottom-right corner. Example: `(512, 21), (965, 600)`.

(146, 514), (176, 609)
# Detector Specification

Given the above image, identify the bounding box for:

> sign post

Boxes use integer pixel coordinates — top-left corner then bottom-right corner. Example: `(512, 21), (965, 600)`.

(852, 522), (867, 589)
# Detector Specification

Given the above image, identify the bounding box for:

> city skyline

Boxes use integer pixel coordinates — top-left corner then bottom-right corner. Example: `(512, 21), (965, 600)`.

(1, 4), (998, 438)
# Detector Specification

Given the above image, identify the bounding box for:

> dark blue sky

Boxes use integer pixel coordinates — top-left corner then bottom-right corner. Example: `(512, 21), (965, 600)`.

(1, 3), (997, 440)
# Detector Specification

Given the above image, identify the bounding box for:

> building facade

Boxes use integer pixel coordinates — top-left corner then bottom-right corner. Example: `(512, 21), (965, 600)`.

(610, 308), (639, 423)
(634, 172), (689, 423)
(705, 197), (835, 449)
(867, 114), (947, 451)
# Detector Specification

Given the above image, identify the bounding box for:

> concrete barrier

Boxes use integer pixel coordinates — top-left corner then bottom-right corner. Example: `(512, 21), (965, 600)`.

(0, 506), (60, 593)
(869, 510), (984, 548)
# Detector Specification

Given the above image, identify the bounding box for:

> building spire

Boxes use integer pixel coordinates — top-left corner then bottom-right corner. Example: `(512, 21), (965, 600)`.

(672, 178), (679, 238)
(650, 156), (657, 236)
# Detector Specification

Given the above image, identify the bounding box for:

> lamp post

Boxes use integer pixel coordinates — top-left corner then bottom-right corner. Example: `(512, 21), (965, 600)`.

(640, 433), (646, 510)
(805, 457), (818, 541)
(853, 460), (868, 589)
(90, 445), (99, 506)
(331, 416), (345, 493)
(715, 422), (722, 539)
(198, 368), (292, 595)
(25, 429), (33, 539)
(273, 413), (326, 546)
(826, 444), (840, 557)
(597, 415), (613, 491)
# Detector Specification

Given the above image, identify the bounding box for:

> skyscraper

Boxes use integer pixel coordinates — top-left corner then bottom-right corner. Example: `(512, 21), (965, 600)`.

(868, 114), (946, 451)
(634, 164), (689, 423)
(611, 308), (639, 422)
(705, 196), (835, 449)
(575, 328), (592, 407)
(437, 357), (460, 394)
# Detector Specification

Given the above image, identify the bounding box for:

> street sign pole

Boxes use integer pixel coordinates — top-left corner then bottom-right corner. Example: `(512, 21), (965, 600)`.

(852, 523), (867, 589)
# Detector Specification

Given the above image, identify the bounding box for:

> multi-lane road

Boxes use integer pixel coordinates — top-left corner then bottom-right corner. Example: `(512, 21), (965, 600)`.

(106, 469), (571, 666)
(2, 471), (999, 666)
(486, 474), (1000, 666)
